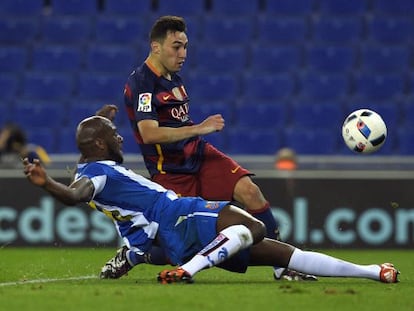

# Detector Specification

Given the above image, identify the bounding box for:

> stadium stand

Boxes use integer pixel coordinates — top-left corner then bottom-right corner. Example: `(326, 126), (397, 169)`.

(0, 0), (412, 155)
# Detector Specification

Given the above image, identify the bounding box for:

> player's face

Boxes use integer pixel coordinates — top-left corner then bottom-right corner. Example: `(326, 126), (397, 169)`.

(159, 30), (188, 73)
(104, 122), (124, 164)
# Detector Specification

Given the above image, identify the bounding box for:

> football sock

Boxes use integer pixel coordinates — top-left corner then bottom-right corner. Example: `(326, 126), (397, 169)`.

(127, 246), (168, 266)
(287, 248), (381, 280)
(247, 202), (280, 240)
(181, 225), (254, 276)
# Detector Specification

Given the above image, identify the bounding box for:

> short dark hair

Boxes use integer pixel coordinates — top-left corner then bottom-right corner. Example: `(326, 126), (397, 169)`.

(149, 15), (187, 42)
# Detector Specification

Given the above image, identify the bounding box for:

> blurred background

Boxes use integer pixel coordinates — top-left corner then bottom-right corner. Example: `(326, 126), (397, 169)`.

(1, 0), (414, 159)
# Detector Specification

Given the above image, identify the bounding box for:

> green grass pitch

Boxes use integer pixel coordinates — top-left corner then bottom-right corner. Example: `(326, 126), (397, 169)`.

(0, 248), (412, 311)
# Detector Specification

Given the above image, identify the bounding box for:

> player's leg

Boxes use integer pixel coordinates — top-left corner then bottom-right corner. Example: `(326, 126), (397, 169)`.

(248, 239), (399, 283)
(199, 144), (316, 280)
(100, 173), (198, 278)
(100, 245), (168, 279)
(158, 204), (265, 283)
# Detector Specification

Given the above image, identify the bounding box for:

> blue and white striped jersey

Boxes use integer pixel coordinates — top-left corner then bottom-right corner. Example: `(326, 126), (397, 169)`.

(75, 160), (179, 253)
(74, 160), (229, 265)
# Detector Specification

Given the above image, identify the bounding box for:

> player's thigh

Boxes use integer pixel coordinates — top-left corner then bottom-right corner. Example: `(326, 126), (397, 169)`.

(199, 143), (251, 200)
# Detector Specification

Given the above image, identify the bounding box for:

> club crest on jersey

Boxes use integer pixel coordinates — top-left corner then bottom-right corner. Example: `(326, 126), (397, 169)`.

(172, 87), (183, 101)
(137, 93), (152, 112)
(205, 201), (221, 210)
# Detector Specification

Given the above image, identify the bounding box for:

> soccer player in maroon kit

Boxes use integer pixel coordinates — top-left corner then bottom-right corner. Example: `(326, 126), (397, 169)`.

(101, 15), (315, 281)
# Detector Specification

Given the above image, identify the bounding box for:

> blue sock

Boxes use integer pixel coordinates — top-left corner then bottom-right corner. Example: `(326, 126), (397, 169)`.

(127, 246), (168, 266)
(249, 202), (280, 240)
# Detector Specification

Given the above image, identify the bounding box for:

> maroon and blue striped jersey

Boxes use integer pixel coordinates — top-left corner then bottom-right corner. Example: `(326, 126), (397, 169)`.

(124, 60), (205, 176)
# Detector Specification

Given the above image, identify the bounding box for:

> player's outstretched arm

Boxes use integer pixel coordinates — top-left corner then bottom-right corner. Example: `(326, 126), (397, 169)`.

(138, 114), (225, 144)
(23, 158), (94, 206)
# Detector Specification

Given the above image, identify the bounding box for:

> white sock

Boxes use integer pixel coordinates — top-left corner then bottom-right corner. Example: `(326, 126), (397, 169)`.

(288, 249), (381, 280)
(181, 225), (254, 276)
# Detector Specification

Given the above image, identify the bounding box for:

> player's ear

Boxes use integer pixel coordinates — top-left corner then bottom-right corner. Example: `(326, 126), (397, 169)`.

(151, 41), (161, 54)
(95, 138), (106, 150)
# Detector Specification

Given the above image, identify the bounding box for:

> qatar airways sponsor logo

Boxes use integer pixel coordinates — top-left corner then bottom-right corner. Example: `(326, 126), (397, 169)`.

(170, 102), (190, 122)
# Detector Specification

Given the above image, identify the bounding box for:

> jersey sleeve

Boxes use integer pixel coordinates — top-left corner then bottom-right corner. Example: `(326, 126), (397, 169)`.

(124, 70), (159, 123)
(76, 163), (107, 199)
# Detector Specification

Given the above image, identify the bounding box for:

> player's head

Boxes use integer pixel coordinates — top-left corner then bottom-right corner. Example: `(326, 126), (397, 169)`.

(149, 15), (188, 73)
(76, 116), (124, 164)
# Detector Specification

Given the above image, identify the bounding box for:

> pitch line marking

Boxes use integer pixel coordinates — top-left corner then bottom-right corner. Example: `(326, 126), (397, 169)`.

(0, 275), (97, 287)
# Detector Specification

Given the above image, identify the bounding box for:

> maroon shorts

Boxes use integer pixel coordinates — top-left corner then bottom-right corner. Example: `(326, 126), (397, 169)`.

(152, 143), (252, 200)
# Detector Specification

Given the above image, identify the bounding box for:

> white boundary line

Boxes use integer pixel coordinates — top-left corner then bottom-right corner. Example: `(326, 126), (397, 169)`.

(0, 275), (97, 287)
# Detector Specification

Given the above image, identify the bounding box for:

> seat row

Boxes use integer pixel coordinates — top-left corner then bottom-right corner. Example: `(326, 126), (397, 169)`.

(2, 44), (411, 75)
(1, 0), (414, 17)
(1, 15), (413, 45)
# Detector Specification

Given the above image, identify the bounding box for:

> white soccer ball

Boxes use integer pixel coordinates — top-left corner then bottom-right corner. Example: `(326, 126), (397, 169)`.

(342, 109), (387, 154)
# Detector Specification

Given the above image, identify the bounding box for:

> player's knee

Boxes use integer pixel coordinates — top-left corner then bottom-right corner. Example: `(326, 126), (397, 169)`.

(249, 219), (266, 244)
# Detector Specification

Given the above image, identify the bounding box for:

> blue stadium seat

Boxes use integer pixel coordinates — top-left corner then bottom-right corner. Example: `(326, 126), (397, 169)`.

(397, 127), (414, 155)
(0, 0), (44, 16)
(56, 128), (78, 153)
(227, 128), (281, 155)
(95, 17), (147, 46)
(66, 103), (97, 128)
(194, 46), (247, 74)
(0, 103), (15, 125)
(354, 74), (405, 101)
(312, 17), (363, 43)
(401, 102), (414, 128)
(31, 46), (82, 72)
(13, 102), (66, 129)
(368, 17), (414, 44)
(51, 0), (98, 16)
(156, 0), (205, 17)
(77, 73), (125, 102)
(243, 74), (296, 100)
(283, 128), (338, 155)
(373, 0), (414, 16)
(210, 0), (260, 16)
(0, 47), (27, 73)
(361, 45), (409, 73)
(202, 17), (255, 45)
(265, 0), (315, 15)
(26, 128), (57, 153)
(189, 102), (233, 124)
(319, 0), (367, 15)
(307, 45), (356, 73)
(257, 17), (307, 44)
(40, 17), (93, 44)
(22, 73), (74, 100)
(103, 0), (152, 16)
(234, 103), (288, 129)
(86, 45), (137, 73)
(0, 18), (39, 44)
(186, 74), (239, 101)
(299, 73), (350, 101)
(0, 74), (19, 101)
(290, 101), (344, 129)
(250, 45), (302, 73)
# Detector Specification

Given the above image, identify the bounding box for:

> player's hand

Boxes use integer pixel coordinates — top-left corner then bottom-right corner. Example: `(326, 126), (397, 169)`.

(23, 158), (47, 187)
(96, 104), (118, 122)
(199, 114), (225, 135)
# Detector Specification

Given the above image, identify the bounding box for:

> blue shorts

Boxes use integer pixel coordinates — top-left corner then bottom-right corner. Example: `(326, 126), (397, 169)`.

(156, 197), (250, 273)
